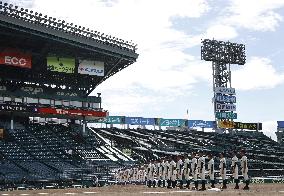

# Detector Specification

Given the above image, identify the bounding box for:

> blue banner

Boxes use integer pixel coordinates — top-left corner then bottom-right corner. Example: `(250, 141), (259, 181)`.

(215, 95), (236, 103)
(188, 120), (204, 128)
(125, 117), (155, 125)
(203, 121), (216, 128)
(159, 119), (186, 127)
(277, 121), (284, 128)
(188, 120), (216, 128)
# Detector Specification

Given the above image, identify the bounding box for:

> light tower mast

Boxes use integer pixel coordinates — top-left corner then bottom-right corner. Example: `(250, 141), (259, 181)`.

(201, 39), (246, 133)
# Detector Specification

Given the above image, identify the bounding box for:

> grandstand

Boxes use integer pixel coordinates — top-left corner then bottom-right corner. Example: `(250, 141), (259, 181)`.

(0, 1), (283, 191)
(91, 127), (284, 177)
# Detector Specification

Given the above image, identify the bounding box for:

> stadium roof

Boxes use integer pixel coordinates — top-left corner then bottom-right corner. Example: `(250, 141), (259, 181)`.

(0, 2), (139, 94)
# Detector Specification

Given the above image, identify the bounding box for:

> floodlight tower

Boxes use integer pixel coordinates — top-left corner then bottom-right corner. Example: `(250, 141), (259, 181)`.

(201, 39), (246, 133)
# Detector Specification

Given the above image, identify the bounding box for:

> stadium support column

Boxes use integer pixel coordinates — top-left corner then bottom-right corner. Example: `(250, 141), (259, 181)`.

(10, 113), (14, 130)
(82, 116), (86, 136)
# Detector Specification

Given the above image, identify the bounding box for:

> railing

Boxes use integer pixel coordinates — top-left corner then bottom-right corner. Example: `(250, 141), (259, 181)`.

(0, 2), (137, 53)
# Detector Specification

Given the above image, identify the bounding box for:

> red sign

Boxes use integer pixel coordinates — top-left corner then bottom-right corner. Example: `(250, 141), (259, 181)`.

(37, 107), (107, 118)
(0, 52), (32, 68)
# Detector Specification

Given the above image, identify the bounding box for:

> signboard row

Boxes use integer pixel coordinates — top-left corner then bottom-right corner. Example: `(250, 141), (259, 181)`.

(97, 116), (216, 128)
(0, 84), (101, 103)
(47, 57), (104, 75)
(0, 51), (105, 76)
(218, 120), (262, 130)
(0, 103), (107, 118)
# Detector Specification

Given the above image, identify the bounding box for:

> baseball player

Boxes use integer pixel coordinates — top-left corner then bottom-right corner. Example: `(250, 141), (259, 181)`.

(240, 149), (249, 190)
(207, 153), (215, 188)
(147, 161), (154, 187)
(156, 159), (162, 187)
(170, 156), (177, 189)
(161, 158), (166, 187)
(176, 156), (184, 189)
(171, 166), (178, 188)
(165, 158), (172, 189)
(183, 154), (191, 189)
(198, 151), (206, 191)
(219, 152), (227, 189)
(140, 165), (146, 183)
(191, 152), (198, 190)
(152, 160), (157, 188)
(231, 151), (239, 189)
(168, 157), (177, 188)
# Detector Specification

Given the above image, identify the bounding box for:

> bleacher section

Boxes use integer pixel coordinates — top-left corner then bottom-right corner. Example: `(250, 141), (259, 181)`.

(0, 121), (129, 183)
(91, 127), (284, 177)
(0, 119), (283, 183)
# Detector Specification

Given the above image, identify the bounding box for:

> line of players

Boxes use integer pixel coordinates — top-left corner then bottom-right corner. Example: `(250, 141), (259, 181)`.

(116, 149), (249, 191)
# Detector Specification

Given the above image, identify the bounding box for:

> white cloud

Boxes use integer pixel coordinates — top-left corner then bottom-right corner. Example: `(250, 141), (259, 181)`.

(13, 0), (210, 114)
(233, 57), (284, 90)
(262, 121), (278, 141)
(224, 0), (284, 31)
(205, 24), (238, 40)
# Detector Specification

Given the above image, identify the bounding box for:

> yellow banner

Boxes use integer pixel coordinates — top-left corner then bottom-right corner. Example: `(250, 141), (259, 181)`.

(218, 120), (234, 128)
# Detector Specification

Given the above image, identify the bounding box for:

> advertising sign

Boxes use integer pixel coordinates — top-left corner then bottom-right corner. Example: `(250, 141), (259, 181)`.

(216, 112), (237, 119)
(105, 116), (124, 124)
(188, 120), (204, 128)
(78, 60), (104, 76)
(218, 121), (262, 130)
(0, 52), (32, 68)
(218, 120), (234, 128)
(216, 103), (236, 111)
(277, 121), (284, 128)
(214, 87), (236, 95)
(215, 95), (236, 103)
(234, 122), (262, 130)
(188, 120), (215, 128)
(0, 103), (35, 113)
(203, 121), (216, 128)
(125, 117), (155, 125)
(47, 57), (75, 73)
(37, 107), (107, 117)
(159, 119), (186, 127)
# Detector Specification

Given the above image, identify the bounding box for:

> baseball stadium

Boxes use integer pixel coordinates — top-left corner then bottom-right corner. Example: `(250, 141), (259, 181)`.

(0, 1), (283, 195)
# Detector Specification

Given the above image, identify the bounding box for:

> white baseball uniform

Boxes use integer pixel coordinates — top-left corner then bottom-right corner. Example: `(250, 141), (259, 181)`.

(177, 159), (183, 180)
(219, 157), (227, 180)
(208, 158), (214, 180)
(183, 158), (190, 180)
(198, 156), (206, 180)
(191, 157), (198, 181)
(241, 155), (248, 181)
(231, 155), (239, 180)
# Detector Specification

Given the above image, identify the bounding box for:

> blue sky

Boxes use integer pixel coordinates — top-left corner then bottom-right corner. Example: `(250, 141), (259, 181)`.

(11, 0), (284, 140)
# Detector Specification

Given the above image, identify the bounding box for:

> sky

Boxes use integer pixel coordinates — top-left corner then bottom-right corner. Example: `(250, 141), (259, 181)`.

(9, 0), (284, 140)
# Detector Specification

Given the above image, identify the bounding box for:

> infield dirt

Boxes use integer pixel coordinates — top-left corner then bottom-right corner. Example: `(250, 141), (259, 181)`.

(1, 183), (284, 196)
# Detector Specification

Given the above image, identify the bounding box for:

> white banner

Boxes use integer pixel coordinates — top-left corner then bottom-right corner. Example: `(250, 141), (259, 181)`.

(78, 60), (104, 76)
(216, 103), (236, 111)
(214, 87), (235, 95)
